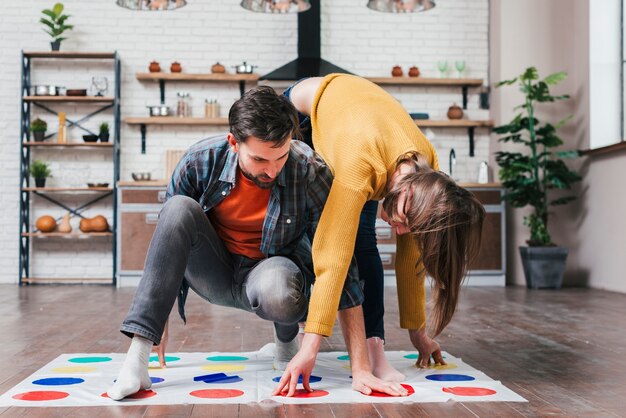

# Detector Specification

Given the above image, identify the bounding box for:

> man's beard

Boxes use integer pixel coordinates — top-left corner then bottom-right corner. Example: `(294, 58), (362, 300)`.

(240, 166), (277, 189)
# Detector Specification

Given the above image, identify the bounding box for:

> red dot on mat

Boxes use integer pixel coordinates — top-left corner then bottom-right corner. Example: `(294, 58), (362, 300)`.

(100, 389), (157, 399)
(278, 389), (329, 398)
(443, 386), (497, 396)
(12, 391), (69, 401)
(190, 389), (245, 399)
(368, 383), (415, 397)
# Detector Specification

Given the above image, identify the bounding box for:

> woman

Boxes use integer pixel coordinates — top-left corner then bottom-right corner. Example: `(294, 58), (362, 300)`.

(275, 74), (485, 395)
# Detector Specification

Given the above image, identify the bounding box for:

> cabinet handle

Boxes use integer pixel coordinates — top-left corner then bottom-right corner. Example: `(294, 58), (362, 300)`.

(157, 191), (167, 203)
(380, 253), (392, 265)
(145, 213), (159, 224)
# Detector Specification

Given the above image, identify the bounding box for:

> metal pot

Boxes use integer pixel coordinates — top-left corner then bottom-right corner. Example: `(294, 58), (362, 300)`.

(147, 105), (171, 116)
(233, 61), (257, 74)
(32, 85), (60, 96)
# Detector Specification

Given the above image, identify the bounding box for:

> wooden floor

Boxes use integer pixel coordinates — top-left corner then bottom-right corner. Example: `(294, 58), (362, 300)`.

(0, 284), (624, 417)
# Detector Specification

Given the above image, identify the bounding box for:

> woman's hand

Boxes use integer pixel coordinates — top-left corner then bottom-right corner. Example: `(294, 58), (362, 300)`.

(151, 319), (169, 368)
(408, 328), (446, 368)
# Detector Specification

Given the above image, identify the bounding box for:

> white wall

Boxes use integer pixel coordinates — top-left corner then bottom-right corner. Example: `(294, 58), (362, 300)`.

(491, 0), (626, 294)
(0, 0), (489, 283)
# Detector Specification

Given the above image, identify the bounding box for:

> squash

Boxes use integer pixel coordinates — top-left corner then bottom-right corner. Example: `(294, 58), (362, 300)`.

(79, 215), (109, 233)
(35, 215), (57, 233)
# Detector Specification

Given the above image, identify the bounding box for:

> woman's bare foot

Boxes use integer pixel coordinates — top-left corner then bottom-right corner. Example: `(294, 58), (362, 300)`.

(367, 337), (405, 382)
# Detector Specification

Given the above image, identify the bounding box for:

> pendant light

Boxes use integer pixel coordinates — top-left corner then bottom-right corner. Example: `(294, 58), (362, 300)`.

(240, 0), (311, 13)
(116, 0), (187, 11)
(367, 0), (435, 13)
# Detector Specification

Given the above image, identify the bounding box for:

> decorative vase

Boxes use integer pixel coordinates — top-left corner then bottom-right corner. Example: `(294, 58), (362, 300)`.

(57, 213), (72, 233)
(170, 61), (182, 73)
(149, 61), (161, 73)
(391, 65), (403, 77)
(211, 62), (225, 74)
(447, 103), (464, 120)
(408, 66), (420, 77)
(33, 131), (46, 142)
(50, 40), (61, 51)
(34, 178), (46, 188)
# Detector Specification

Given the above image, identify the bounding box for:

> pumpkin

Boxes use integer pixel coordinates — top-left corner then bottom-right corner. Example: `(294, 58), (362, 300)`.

(79, 215), (109, 233)
(35, 215), (57, 233)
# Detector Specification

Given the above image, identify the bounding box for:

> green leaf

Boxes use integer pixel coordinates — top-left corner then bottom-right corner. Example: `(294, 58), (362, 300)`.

(56, 37), (67, 42)
(554, 114), (573, 129)
(520, 67), (539, 81)
(496, 77), (517, 87)
(40, 18), (55, 29)
(41, 9), (57, 20)
(555, 150), (580, 159)
(543, 71), (567, 85)
(53, 2), (64, 16)
(551, 196), (577, 206)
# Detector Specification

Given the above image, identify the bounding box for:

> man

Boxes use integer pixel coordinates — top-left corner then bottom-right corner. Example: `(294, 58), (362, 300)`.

(108, 86), (405, 400)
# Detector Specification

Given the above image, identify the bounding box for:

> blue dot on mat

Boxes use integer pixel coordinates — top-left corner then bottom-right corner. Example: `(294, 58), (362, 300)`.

(151, 377), (165, 384)
(149, 355), (180, 363)
(272, 375), (322, 384)
(203, 376), (243, 384)
(425, 374), (475, 382)
(33, 377), (84, 386)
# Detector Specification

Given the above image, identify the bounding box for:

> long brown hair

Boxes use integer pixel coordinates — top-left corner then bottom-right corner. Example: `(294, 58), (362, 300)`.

(383, 153), (485, 337)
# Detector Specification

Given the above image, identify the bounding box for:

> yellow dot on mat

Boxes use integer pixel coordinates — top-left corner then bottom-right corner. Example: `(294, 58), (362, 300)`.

(51, 366), (97, 373)
(201, 364), (246, 372)
(427, 363), (457, 370)
(342, 364), (351, 371)
(148, 365), (164, 370)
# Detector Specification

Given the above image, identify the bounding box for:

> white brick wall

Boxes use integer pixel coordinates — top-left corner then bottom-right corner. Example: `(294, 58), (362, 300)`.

(0, 0), (489, 283)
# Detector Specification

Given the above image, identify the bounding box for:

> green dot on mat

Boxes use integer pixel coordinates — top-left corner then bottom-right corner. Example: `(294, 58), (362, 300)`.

(337, 355), (350, 361)
(149, 355), (180, 363)
(404, 354), (447, 359)
(68, 356), (112, 363)
(206, 356), (248, 362)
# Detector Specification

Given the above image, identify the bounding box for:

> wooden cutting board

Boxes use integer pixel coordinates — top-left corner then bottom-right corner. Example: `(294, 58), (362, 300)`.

(165, 149), (186, 181)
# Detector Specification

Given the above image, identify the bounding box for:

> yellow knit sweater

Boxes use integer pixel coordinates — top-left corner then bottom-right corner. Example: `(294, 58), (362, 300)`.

(305, 74), (440, 336)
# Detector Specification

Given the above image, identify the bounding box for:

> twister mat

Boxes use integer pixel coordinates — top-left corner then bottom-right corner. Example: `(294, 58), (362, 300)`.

(0, 345), (526, 406)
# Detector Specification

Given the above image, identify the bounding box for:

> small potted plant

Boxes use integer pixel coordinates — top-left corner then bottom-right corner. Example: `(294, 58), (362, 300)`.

(40, 3), (73, 51)
(494, 67), (581, 289)
(29, 160), (52, 188)
(99, 122), (110, 142)
(30, 118), (48, 142)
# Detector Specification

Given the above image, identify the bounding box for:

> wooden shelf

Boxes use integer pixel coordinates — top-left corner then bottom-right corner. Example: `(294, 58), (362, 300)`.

(125, 117), (229, 126)
(22, 232), (113, 237)
(367, 77), (483, 87)
(23, 142), (113, 148)
(23, 187), (113, 192)
(136, 72), (259, 82)
(22, 277), (113, 284)
(24, 96), (115, 103)
(415, 120), (494, 128)
(23, 51), (116, 59)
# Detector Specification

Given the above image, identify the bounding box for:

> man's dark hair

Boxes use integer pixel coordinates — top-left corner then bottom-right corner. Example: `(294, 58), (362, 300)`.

(228, 86), (300, 147)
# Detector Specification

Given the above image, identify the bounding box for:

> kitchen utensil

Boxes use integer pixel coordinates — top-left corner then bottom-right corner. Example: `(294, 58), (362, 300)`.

(147, 105), (171, 116)
(91, 76), (108, 96)
(82, 134), (99, 142)
(132, 172), (152, 181)
(477, 161), (489, 184)
(32, 85), (59, 96)
(67, 89), (87, 96)
(87, 182), (109, 188)
(233, 61), (257, 74)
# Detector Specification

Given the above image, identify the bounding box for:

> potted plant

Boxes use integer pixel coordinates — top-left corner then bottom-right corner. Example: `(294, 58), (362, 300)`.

(29, 160), (53, 188)
(40, 3), (73, 51)
(30, 118), (48, 142)
(494, 67), (581, 289)
(99, 122), (110, 142)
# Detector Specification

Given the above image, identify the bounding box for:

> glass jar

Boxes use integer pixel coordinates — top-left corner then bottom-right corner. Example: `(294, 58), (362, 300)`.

(176, 91), (191, 117)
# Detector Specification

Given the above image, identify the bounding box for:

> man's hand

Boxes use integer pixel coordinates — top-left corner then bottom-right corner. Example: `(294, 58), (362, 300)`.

(352, 370), (408, 396)
(408, 328), (446, 368)
(272, 333), (321, 397)
(151, 319), (169, 368)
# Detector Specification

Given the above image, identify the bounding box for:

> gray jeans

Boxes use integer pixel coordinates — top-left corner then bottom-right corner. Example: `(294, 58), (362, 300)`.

(120, 195), (307, 345)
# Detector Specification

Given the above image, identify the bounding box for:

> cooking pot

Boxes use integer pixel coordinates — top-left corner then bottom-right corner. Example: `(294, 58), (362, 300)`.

(233, 61), (257, 74)
(32, 85), (61, 96)
(147, 105), (171, 116)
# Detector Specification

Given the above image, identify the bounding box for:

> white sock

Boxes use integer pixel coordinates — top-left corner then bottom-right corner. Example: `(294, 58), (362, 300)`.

(273, 328), (299, 372)
(107, 335), (153, 400)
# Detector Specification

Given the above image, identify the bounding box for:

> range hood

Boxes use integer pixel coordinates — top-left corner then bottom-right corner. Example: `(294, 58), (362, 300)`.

(260, 0), (352, 81)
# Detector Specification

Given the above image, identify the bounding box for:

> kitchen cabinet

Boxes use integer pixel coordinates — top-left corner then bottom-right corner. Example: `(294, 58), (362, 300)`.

(18, 51), (121, 285)
(376, 184), (506, 286)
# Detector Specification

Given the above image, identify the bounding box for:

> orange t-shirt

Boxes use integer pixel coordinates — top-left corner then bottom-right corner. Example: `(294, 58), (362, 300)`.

(208, 169), (270, 260)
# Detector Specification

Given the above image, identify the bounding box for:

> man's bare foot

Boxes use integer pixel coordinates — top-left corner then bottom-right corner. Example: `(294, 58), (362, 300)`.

(367, 337), (405, 383)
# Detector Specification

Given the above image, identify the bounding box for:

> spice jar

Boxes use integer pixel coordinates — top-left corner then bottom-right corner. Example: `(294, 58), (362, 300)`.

(176, 91), (191, 117)
(205, 99), (220, 118)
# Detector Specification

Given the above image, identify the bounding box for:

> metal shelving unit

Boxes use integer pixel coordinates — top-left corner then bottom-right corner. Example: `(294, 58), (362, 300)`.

(18, 50), (121, 285)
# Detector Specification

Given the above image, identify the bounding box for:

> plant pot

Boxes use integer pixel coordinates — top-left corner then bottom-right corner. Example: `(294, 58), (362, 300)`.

(99, 133), (110, 142)
(34, 178), (46, 188)
(50, 40), (61, 51)
(519, 246), (568, 289)
(33, 131), (46, 142)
